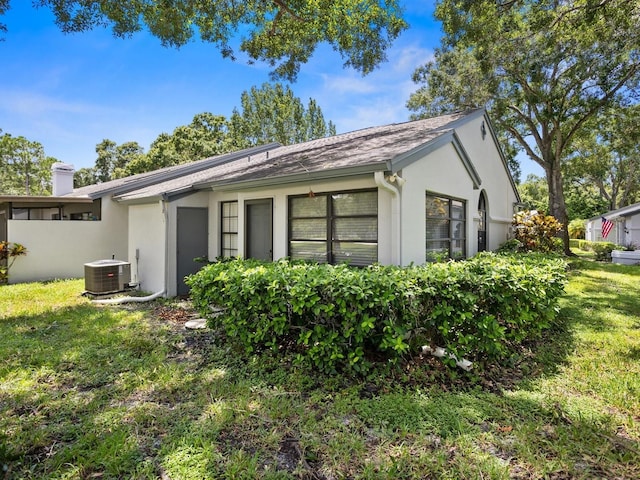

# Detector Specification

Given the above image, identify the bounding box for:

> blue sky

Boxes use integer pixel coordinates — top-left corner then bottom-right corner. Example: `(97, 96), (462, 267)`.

(0, 1), (542, 178)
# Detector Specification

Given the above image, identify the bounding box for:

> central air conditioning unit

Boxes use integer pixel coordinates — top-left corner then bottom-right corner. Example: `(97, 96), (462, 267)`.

(84, 259), (131, 295)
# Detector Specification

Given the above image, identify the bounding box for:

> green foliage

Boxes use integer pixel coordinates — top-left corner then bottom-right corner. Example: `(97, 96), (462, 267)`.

(105, 84), (337, 178)
(573, 240), (622, 261)
(2, 265), (639, 479)
(0, 133), (57, 195)
(407, 0), (640, 253)
(187, 254), (567, 374)
(126, 113), (231, 175)
(568, 219), (586, 239)
(6, 1), (407, 81)
(518, 174), (549, 213)
(511, 210), (564, 253)
(563, 104), (640, 212)
(563, 181), (609, 221)
(227, 83), (337, 150)
(75, 139), (146, 186)
(0, 241), (27, 283)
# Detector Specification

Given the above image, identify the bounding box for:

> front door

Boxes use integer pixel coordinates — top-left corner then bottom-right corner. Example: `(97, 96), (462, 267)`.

(477, 193), (487, 252)
(176, 207), (208, 296)
(246, 199), (273, 261)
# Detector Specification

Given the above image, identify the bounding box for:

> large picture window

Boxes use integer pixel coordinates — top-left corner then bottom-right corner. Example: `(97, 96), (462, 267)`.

(220, 201), (238, 258)
(426, 193), (466, 261)
(289, 190), (378, 266)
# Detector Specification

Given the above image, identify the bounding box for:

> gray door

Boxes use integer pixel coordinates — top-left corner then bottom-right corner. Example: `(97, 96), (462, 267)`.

(177, 207), (208, 296)
(246, 199), (273, 260)
(0, 209), (6, 270)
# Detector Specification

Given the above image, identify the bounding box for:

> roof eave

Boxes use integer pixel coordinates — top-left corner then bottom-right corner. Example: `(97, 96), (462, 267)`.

(0, 195), (94, 204)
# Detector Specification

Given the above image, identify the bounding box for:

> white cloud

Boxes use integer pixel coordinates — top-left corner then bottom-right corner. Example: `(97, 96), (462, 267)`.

(300, 41), (434, 133)
(0, 88), (116, 117)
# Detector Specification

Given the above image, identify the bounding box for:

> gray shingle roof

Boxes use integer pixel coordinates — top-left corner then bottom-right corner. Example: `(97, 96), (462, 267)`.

(65, 143), (280, 199)
(111, 110), (479, 202)
(589, 201), (640, 221)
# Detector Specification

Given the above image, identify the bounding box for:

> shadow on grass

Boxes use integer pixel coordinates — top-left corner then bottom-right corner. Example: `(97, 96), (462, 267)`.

(2, 258), (639, 479)
(0, 302), (231, 478)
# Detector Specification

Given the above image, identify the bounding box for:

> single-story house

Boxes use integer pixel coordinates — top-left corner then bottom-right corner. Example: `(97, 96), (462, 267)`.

(585, 202), (640, 247)
(1, 109), (521, 296)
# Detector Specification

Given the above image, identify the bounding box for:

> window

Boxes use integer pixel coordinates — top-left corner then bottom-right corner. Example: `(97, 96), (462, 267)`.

(289, 190), (378, 266)
(220, 201), (238, 258)
(426, 193), (466, 261)
(10, 199), (101, 221)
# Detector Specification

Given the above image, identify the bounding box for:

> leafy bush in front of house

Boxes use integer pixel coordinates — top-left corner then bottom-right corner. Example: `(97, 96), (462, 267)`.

(0, 241), (27, 284)
(512, 210), (564, 253)
(187, 254), (567, 373)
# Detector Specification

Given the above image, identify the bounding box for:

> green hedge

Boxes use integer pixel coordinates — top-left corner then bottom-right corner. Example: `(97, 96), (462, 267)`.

(571, 239), (623, 260)
(187, 253), (567, 373)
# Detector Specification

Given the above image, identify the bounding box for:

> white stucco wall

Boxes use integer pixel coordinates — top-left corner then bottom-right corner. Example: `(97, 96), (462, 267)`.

(399, 114), (519, 265)
(401, 143), (475, 265)
(127, 202), (166, 294)
(454, 115), (519, 251)
(208, 175), (389, 262)
(626, 212), (640, 246)
(7, 199), (128, 284)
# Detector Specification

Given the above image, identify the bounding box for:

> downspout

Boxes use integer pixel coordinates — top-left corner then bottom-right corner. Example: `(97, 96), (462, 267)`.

(374, 171), (403, 265)
(161, 194), (170, 297)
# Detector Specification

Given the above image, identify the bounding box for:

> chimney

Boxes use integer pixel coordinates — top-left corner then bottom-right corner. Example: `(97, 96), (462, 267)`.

(51, 162), (75, 196)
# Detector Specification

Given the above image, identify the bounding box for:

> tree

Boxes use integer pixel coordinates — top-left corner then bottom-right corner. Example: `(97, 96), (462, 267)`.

(0, 133), (57, 195)
(518, 174), (549, 214)
(227, 83), (336, 149)
(125, 112), (230, 175)
(125, 84), (336, 175)
(563, 104), (640, 212)
(1, 0), (407, 81)
(74, 139), (145, 185)
(94, 139), (145, 181)
(73, 167), (98, 188)
(407, 0), (640, 254)
(405, 47), (521, 182)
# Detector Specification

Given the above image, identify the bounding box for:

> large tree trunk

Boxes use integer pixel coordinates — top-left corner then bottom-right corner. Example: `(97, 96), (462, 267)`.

(546, 164), (572, 255)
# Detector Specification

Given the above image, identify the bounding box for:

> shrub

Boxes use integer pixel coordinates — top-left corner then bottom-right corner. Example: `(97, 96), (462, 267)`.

(187, 254), (567, 374)
(0, 241), (27, 284)
(568, 219), (586, 239)
(512, 210), (563, 253)
(572, 240), (623, 261)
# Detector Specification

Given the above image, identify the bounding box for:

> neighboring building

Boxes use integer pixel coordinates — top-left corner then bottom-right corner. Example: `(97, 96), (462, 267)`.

(585, 202), (640, 247)
(1, 109), (521, 296)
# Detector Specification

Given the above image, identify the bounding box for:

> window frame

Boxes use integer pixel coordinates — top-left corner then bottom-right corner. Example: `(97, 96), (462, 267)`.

(220, 200), (239, 258)
(288, 188), (378, 265)
(426, 192), (467, 261)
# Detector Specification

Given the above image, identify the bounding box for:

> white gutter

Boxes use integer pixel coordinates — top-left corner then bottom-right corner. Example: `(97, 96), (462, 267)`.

(374, 171), (403, 265)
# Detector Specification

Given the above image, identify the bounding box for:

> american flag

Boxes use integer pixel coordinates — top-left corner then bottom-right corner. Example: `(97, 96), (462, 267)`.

(601, 217), (614, 239)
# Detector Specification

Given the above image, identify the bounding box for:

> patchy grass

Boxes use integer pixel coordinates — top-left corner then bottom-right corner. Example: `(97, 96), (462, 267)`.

(1, 261), (639, 479)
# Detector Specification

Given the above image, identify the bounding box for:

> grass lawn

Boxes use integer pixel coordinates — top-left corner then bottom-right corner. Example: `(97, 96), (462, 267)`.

(1, 258), (639, 479)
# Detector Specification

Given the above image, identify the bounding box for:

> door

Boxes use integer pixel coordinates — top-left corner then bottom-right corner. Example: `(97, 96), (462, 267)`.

(0, 208), (7, 270)
(246, 199), (273, 260)
(477, 192), (487, 252)
(176, 207), (208, 296)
